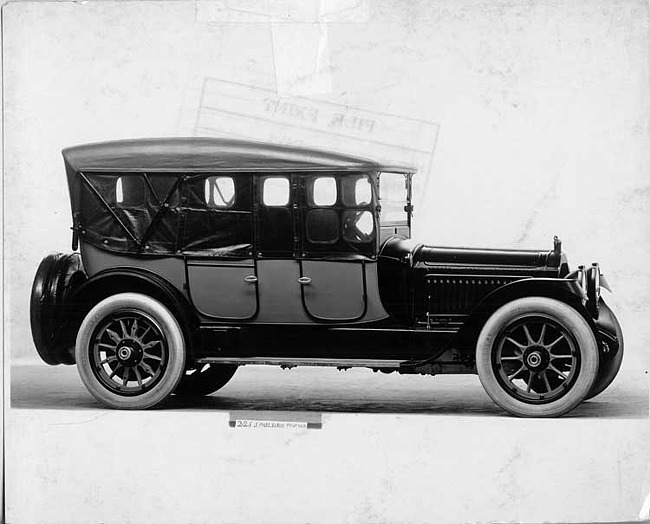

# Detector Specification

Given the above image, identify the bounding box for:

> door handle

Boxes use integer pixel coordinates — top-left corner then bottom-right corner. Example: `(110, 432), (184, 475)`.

(298, 276), (312, 285)
(244, 275), (258, 283)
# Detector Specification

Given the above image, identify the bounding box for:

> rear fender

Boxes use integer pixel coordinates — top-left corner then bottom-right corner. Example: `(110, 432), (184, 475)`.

(72, 267), (199, 359)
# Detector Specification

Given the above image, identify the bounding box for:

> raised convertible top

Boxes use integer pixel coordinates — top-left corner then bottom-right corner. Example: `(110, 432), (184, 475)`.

(62, 137), (417, 174)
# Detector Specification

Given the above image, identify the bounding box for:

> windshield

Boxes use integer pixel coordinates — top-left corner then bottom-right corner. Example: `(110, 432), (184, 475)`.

(378, 172), (412, 225)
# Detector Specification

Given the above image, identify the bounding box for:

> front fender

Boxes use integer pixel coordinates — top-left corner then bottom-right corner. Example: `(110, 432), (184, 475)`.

(594, 297), (623, 360)
(455, 277), (589, 354)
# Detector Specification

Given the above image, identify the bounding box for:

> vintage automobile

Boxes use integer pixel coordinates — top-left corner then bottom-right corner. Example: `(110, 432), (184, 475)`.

(30, 138), (623, 417)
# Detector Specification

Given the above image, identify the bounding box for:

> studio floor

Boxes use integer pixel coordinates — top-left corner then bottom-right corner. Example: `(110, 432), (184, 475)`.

(6, 359), (650, 523)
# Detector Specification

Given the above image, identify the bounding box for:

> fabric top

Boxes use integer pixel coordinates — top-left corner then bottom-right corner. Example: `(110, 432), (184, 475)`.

(62, 137), (417, 174)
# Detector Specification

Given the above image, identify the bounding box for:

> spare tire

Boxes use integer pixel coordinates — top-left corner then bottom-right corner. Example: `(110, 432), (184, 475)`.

(30, 253), (87, 365)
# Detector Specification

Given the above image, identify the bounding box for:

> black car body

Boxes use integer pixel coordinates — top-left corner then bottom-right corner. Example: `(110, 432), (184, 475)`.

(30, 138), (624, 416)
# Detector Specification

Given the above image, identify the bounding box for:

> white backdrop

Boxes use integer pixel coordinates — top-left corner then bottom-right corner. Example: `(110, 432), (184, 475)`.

(3, 1), (650, 522)
(4, 0), (650, 360)
(5, 0), (649, 362)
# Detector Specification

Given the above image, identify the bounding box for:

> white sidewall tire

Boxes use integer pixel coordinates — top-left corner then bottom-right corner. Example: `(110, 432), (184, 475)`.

(476, 297), (599, 418)
(76, 293), (186, 409)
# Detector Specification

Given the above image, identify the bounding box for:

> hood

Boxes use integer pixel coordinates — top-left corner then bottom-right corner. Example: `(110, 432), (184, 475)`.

(379, 236), (564, 272)
(415, 245), (560, 269)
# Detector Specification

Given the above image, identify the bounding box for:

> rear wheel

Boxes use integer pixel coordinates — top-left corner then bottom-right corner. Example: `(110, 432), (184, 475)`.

(174, 364), (238, 397)
(75, 293), (185, 409)
(476, 297), (599, 417)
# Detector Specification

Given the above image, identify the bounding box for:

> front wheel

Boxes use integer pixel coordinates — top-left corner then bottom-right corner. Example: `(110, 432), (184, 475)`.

(75, 293), (186, 409)
(476, 297), (599, 417)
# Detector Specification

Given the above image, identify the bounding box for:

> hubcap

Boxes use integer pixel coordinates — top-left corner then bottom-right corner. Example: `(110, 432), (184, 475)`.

(493, 315), (580, 404)
(118, 347), (132, 360)
(522, 346), (550, 372)
(90, 310), (168, 396)
(526, 351), (542, 368)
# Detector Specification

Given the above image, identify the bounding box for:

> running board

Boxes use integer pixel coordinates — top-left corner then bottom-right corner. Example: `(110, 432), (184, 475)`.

(195, 357), (406, 369)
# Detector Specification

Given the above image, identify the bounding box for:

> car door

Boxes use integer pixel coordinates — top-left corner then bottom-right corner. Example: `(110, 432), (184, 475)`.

(186, 258), (258, 320)
(253, 172), (380, 324)
(298, 174), (376, 321)
(254, 174), (309, 323)
(184, 174), (258, 320)
(299, 259), (366, 321)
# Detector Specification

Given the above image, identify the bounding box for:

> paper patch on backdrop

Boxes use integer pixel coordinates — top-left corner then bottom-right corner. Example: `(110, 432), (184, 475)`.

(193, 77), (439, 203)
(196, 0), (371, 25)
(195, 1), (370, 95)
(270, 23), (332, 96)
(196, 1), (370, 96)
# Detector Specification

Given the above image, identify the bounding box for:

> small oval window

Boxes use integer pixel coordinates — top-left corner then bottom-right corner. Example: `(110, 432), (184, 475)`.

(263, 177), (290, 206)
(115, 176), (146, 207)
(354, 178), (372, 205)
(343, 210), (375, 243)
(306, 209), (339, 244)
(204, 176), (235, 208)
(312, 177), (337, 206)
(116, 177), (124, 203)
(356, 210), (374, 235)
